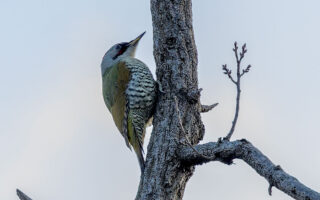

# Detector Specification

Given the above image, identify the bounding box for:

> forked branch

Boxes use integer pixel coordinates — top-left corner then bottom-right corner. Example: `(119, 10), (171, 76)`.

(223, 42), (251, 141)
(179, 139), (320, 200)
(177, 42), (320, 200)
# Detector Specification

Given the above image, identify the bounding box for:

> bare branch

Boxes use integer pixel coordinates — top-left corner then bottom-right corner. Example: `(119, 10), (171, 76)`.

(200, 103), (219, 113)
(178, 139), (320, 200)
(224, 42), (252, 141)
(17, 189), (32, 200)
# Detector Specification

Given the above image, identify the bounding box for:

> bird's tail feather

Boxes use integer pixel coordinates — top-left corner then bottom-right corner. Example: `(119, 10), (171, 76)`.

(128, 112), (146, 173)
(135, 147), (145, 173)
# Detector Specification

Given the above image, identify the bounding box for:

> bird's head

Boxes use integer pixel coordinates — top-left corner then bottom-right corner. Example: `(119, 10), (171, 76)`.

(101, 31), (145, 75)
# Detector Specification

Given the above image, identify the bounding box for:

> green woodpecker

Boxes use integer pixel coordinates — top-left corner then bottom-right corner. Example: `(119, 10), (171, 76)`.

(101, 32), (156, 172)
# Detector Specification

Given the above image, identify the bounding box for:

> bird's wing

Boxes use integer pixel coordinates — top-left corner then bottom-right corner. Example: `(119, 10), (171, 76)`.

(123, 58), (156, 172)
(102, 61), (131, 149)
(124, 58), (156, 148)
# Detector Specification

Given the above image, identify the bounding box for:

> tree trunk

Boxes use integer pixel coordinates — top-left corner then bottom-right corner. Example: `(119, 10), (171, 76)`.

(136, 0), (203, 199)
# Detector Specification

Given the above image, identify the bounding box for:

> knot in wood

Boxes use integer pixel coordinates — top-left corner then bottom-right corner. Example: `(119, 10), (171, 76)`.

(166, 37), (177, 48)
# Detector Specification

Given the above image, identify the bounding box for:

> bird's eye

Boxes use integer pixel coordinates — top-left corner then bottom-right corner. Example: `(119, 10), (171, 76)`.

(116, 44), (121, 49)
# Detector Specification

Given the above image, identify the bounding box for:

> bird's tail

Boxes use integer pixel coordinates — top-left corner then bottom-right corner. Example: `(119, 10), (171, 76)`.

(127, 111), (146, 173)
(134, 147), (145, 173)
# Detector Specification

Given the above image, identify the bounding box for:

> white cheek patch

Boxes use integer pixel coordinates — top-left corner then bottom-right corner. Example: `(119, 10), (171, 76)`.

(101, 45), (137, 75)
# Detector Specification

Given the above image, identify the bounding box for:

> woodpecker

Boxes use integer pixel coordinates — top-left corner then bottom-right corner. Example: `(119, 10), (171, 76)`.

(101, 32), (156, 172)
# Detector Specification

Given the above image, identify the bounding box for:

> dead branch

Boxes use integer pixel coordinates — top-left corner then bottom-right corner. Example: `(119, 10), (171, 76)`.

(200, 103), (219, 113)
(178, 139), (320, 200)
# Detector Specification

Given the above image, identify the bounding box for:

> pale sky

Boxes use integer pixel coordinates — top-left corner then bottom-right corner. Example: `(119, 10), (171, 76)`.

(0, 0), (319, 199)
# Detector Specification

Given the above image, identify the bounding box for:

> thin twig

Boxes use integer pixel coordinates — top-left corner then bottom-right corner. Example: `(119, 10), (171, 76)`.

(233, 42), (239, 64)
(268, 183), (274, 196)
(240, 64), (251, 77)
(223, 42), (252, 141)
(174, 96), (215, 160)
(222, 64), (236, 84)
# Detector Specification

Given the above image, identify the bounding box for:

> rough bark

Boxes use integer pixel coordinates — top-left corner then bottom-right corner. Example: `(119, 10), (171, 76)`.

(136, 0), (203, 199)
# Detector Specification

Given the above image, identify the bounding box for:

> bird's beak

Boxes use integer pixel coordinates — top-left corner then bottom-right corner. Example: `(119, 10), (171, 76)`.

(129, 31), (146, 47)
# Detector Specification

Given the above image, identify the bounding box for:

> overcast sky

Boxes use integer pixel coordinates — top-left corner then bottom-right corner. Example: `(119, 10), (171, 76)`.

(0, 0), (320, 199)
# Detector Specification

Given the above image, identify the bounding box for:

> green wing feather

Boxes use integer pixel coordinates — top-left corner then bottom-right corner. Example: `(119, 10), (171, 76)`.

(102, 61), (131, 149)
